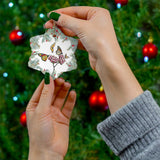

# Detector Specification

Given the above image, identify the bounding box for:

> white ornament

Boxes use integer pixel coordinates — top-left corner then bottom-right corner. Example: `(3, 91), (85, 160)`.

(28, 25), (78, 79)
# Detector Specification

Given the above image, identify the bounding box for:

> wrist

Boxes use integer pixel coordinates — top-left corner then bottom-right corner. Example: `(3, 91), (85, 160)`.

(28, 148), (63, 160)
(95, 37), (125, 72)
(95, 36), (136, 77)
(95, 41), (143, 114)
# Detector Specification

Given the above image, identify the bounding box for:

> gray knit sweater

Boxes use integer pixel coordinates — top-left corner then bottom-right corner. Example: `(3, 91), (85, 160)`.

(97, 90), (160, 160)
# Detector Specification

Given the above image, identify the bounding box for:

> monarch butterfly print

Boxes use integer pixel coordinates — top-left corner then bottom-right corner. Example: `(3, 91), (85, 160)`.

(56, 46), (62, 55)
(38, 53), (49, 61)
(65, 54), (69, 59)
(50, 42), (55, 53)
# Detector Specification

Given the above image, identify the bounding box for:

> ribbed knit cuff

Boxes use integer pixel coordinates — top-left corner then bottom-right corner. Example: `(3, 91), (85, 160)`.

(97, 90), (160, 156)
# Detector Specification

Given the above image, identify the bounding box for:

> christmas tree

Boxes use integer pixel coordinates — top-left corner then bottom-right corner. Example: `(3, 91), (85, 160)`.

(0, 0), (160, 159)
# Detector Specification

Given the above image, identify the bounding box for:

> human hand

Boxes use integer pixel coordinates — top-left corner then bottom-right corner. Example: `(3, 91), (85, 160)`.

(45, 6), (143, 114)
(44, 6), (122, 71)
(26, 77), (76, 159)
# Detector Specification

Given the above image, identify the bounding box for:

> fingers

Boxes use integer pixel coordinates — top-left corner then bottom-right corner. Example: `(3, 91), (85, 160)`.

(62, 90), (76, 119)
(49, 6), (97, 20)
(51, 12), (86, 36)
(44, 22), (86, 51)
(38, 76), (54, 111)
(44, 20), (75, 36)
(45, 12), (84, 35)
(56, 26), (76, 37)
(26, 79), (44, 109)
(44, 19), (55, 29)
(44, 21), (85, 50)
(26, 79), (44, 121)
(51, 78), (65, 104)
(44, 21), (76, 37)
(53, 82), (71, 109)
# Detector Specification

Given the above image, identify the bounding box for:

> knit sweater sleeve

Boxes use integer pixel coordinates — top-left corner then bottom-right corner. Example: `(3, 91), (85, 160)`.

(97, 90), (160, 160)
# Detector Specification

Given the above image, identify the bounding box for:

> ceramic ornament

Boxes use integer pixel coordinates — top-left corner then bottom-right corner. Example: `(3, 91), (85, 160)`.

(28, 25), (78, 79)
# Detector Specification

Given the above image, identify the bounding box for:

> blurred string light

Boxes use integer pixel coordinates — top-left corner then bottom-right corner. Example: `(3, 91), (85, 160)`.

(137, 31), (142, 38)
(8, 2), (14, 8)
(117, 3), (121, 9)
(13, 96), (18, 101)
(17, 31), (23, 36)
(144, 56), (149, 63)
(39, 13), (45, 18)
(3, 72), (8, 78)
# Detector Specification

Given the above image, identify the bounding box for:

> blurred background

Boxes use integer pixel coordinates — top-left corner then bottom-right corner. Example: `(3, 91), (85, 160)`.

(1, 0), (160, 159)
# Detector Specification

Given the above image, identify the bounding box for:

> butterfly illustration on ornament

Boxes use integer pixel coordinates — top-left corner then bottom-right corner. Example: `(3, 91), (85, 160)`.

(38, 44), (69, 74)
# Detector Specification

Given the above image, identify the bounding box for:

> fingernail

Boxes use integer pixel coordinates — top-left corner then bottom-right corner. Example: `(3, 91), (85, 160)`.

(49, 12), (60, 21)
(73, 36), (79, 39)
(59, 77), (64, 82)
(44, 72), (50, 84)
(66, 80), (71, 83)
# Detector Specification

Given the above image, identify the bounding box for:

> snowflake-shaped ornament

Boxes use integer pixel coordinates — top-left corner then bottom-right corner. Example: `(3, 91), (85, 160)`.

(28, 25), (78, 79)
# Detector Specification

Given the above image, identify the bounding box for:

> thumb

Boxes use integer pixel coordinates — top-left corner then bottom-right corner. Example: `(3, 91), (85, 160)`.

(49, 12), (85, 36)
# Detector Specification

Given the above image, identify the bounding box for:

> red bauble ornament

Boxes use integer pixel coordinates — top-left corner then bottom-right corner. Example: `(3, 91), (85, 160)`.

(9, 29), (25, 45)
(20, 112), (27, 127)
(142, 43), (158, 59)
(115, 0), (128, 6)
(89, 91), (108, 112)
